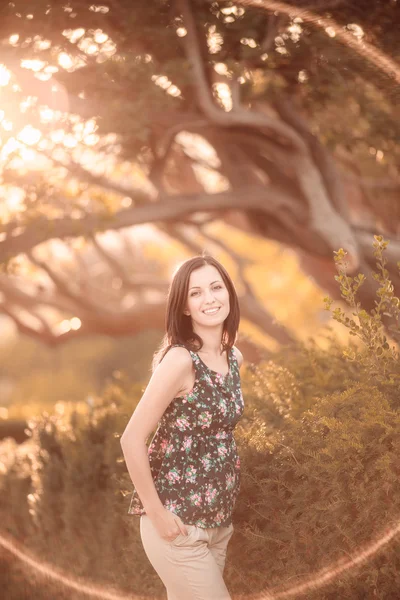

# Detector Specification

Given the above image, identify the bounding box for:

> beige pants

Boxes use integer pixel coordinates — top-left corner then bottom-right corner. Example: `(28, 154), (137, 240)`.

(140, 514), (234, 600)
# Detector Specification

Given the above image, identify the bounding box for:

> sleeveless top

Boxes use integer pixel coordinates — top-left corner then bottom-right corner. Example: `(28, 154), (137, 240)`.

(127, 344), (244, 528)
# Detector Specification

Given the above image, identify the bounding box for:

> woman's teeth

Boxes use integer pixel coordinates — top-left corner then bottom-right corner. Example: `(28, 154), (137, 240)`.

(203, 307), (220, 315)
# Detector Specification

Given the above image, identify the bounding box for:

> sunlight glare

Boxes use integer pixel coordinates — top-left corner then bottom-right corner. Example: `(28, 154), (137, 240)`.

(2, 120), (13, 132)
(18, 126), (41, 146)
(39, 107), (55, 123)
(47, 240), (73, 260)
(84, 134), (100, 146)
(86, 44), (99, 56)
(83, 119), (97, 135)
(78, 37), (96, 53)
(207, 25), (223, 53)
(56, 320), (72, 335)
(58, 53), (74, 69)
(288, 22), (302, 42)
(0, 65), (11, 86)
(4, 187), (25, 212)
(94, 30), (108, 44)
(34, 38), (52, 51)
(176, 132), (221, 168)
(214, 62), (229, 75)
(21, 59), (46, 72)
(44, 65), (59, 74)
(34, 73), (52, 81)
(1, 137), (18, 159)
(213, 82), (232, 111)
(121, 197), (132, 208)
(19, 147), (37, 162)
(347, 23), (365, 39)
(20, 96), (38, 113)
(63, 134), (78, 148)
(50, 130), (65, 143)
(151, 74), (182, 97)
(63, 28), (86, 43)
(9, 34), (19, 45)
(70, 317), (82, 331)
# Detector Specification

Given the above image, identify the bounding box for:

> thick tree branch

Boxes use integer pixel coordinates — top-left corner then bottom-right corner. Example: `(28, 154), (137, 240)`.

(0, 303), (56, 344)
(260, 13), (286, 53)
(26, 250), (113, 316)
(274, 97), (350, 221)
(175, 0), (360, 268)
(0, 185), (300, 261)
(89, 234), (132, 286)
(175, 0), (306, 151)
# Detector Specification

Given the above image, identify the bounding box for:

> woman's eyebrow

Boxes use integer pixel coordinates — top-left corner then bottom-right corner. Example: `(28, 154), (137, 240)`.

(189, 280), (222, 290)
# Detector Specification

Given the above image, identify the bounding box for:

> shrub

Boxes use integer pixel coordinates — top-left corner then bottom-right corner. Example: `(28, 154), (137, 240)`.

(229, 237), (400, 598)
(232, 379), (400, 599)
(0, 377), (167, 597)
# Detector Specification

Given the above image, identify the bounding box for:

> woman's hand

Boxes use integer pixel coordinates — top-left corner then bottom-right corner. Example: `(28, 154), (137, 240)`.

(150, 507), (189, 542)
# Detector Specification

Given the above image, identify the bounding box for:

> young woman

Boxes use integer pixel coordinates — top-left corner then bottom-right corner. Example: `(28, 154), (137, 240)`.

(120, 254), (245, 600)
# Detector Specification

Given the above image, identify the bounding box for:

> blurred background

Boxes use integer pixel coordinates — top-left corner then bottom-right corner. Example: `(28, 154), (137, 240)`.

(0, 1), (399, 599)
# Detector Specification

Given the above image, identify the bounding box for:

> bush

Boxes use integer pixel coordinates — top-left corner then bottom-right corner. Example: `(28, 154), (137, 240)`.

(229, 236), (400, 598)
(0, 377), (166, 598)
(232, 378), (400, 599)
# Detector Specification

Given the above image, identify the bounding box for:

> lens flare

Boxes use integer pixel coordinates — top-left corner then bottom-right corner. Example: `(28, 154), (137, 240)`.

(0, 519), (399, 598)
(1, 2), (398, 599)
(0, 532), (138, 600)
(227, 0), (400, 86)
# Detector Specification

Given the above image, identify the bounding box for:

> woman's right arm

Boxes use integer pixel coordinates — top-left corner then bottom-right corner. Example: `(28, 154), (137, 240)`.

(120, 346), (193, 518)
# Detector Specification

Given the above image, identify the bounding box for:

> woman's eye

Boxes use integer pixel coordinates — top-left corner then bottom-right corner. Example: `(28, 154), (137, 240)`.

(190, 285), (222, 297)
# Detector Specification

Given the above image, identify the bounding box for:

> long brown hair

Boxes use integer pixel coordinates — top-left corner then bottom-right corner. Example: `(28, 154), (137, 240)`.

(152, 253), (240, 371)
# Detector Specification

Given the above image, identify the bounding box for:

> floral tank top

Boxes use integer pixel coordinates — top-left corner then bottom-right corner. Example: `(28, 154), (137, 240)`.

(127, 344), (244, 528)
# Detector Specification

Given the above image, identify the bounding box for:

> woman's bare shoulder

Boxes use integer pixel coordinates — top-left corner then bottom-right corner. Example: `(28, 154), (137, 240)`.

(232, 345), (244, 368)
(160, 345), (193, 369)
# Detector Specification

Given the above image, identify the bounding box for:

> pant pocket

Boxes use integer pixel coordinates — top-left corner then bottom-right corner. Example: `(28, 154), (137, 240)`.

(169, 524), (197, 547)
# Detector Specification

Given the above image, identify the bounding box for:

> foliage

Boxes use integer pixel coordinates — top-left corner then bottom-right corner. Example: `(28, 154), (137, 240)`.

(235, 244), (400, 597)
(1, 0), (398, 163)
(324, 235), (400, 385)
(241, 330), (363, 429)
(0, 379), (165, 597)
(234, 380), (400, 599)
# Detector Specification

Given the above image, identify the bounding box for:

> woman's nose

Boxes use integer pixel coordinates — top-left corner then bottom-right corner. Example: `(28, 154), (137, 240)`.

(204, 289), (215, 302)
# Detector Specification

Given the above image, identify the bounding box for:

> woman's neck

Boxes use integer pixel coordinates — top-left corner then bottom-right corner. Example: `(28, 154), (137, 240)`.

(192, 327), (224, 357)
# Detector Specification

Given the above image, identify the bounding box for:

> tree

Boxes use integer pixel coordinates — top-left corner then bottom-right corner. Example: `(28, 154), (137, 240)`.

(0, 0), (398, 351)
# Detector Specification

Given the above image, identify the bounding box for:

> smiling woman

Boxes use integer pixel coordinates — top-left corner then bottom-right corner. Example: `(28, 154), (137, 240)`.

(120, 252), (243, 600)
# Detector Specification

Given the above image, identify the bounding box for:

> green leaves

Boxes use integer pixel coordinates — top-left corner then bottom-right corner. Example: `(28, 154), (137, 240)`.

(325, 236), (399, 381)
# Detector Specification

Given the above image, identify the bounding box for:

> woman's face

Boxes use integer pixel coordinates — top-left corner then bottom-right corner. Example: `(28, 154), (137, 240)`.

(184, 264), (230, 327)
